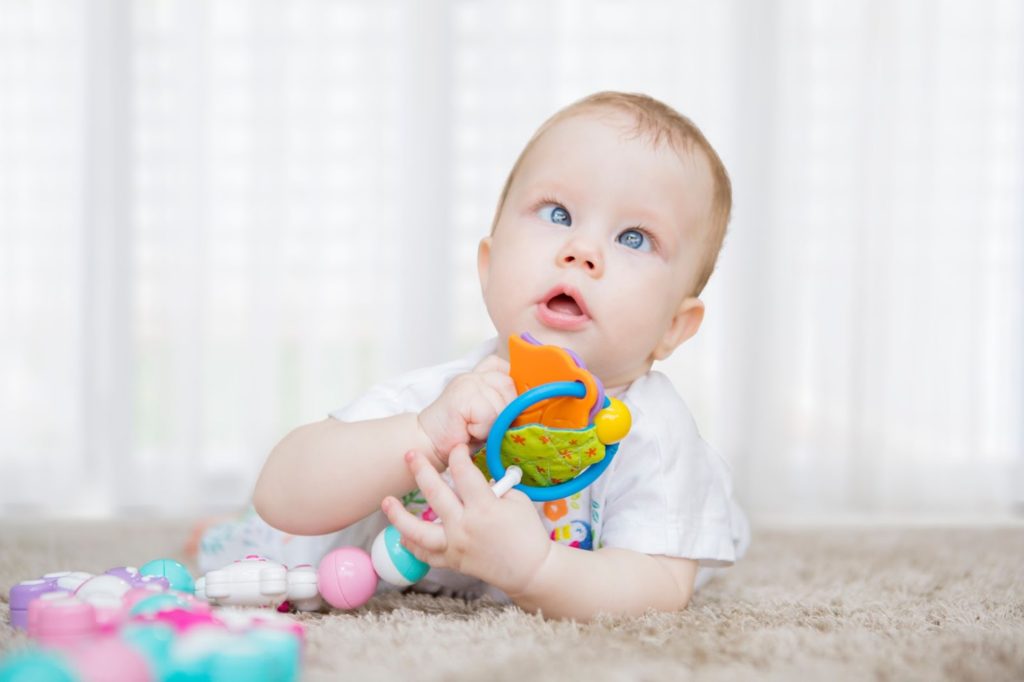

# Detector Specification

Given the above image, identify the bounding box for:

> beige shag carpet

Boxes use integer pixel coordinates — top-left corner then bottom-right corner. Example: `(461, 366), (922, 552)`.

(1, 520), (1022, 681)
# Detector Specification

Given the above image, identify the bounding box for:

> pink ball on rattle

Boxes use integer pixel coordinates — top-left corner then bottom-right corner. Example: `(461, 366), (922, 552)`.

(317, 547), (377, 610)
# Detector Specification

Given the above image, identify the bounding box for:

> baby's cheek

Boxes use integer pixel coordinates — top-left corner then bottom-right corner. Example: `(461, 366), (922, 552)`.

(617, 294), (676, 338)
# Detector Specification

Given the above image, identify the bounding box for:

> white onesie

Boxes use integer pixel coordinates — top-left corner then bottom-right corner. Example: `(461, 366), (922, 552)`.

(198, 338), (750, 599)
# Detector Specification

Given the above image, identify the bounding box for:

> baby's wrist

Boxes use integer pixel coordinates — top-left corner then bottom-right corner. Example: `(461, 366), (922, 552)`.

(505, 537), (558, 606)
(414, 411), (447, 470)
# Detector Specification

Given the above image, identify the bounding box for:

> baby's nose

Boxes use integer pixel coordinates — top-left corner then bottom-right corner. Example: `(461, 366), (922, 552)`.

(562, 253), (597, 270)
(557, 241), (603, 277)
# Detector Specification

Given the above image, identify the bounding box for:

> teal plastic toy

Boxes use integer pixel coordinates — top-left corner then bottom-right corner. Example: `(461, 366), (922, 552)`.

(139, 558), (195, 593)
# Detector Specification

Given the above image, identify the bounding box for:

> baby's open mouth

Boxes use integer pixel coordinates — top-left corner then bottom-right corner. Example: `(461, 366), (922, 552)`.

(536, 286), (591, 330)
(545, 293), (583, 317)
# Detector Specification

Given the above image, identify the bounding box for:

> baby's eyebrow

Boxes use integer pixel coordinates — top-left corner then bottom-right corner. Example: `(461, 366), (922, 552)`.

(520, 179), (574, 201)
(628, 206), (669, 228)
(618, 203), (676, 238)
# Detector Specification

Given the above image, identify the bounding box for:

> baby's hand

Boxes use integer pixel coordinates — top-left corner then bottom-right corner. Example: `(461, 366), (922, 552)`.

(381, 445), (551, 595)
(417, 355), (516, 468)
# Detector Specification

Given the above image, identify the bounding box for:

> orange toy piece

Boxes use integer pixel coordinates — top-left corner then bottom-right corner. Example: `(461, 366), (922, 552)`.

(508, 335), (598, 430)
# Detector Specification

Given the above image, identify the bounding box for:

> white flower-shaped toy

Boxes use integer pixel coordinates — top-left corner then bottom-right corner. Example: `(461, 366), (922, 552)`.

(194, 555), (322, 611)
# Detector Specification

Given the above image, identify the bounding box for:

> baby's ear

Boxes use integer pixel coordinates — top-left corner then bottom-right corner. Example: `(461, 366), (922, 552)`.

(652, 297), (704, 361)
(477, 237), (492, 290)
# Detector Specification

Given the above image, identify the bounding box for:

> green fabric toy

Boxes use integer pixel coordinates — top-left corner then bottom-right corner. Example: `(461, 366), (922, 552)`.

(472, 424), (606, 487)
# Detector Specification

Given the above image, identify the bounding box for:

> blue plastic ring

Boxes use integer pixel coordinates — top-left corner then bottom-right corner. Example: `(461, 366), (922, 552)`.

(485, 381), (619, 501)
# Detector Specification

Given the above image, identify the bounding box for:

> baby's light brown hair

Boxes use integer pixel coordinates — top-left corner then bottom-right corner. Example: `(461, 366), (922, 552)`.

(491, 91), (732, 296)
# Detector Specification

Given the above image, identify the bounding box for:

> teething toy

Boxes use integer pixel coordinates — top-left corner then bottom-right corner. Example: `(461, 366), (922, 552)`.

(507, 333), (600, 429)
(368, 332), (632, 589)
(476, 333), (631, 501)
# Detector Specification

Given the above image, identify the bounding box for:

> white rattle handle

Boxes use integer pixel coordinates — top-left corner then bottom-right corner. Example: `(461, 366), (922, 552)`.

(490, 465), (523, 497)
(423, 465), (523, 525)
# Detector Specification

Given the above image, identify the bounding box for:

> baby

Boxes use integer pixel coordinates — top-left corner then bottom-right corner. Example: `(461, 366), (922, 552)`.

(202, 91), (749, 620)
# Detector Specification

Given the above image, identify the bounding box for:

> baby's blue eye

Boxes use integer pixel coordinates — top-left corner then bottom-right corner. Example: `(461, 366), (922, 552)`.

(617, 228), (652, 252)
(538, 204), (572, 226)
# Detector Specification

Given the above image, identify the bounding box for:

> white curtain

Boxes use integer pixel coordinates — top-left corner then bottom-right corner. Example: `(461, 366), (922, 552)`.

(1, 0), (1021, 519)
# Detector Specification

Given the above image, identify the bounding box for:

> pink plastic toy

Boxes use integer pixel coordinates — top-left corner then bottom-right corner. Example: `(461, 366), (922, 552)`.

(316, 547), (378, 610)
(27, 594), (101, 648)
(63, 635), (154, 682)
(142, 607), (224, 634)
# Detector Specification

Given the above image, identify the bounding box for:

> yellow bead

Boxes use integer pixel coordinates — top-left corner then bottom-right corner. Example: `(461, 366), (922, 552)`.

(594, 397), (631, 444)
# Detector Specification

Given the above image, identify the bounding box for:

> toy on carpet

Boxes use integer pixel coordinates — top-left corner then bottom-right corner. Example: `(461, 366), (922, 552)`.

(2, 559), (303, 682)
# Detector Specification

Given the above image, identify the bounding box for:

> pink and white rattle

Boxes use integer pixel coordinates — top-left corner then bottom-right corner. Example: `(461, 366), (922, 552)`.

(196, 467), (524, 612)
(194, 552), (378, 612)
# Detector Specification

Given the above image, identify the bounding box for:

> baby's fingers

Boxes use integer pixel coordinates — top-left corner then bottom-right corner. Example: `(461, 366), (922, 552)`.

(481, 370), (517, 405)
(381, 496), (447, 553)
(448, 444), (498, 508)
(467, 369), (517, 442)
(396, 534), (448, 569)
(466, 385), (510, 441)
(405, 450), (463, 523)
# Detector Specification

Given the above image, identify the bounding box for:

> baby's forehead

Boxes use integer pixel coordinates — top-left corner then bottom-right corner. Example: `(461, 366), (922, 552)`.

(537, 107), (686, 154)
(514, 113), (716, 222)
(525, 110), (713, 182)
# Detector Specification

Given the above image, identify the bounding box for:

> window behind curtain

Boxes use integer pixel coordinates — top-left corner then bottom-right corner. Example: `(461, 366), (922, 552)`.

(1, 0), (1021, 517)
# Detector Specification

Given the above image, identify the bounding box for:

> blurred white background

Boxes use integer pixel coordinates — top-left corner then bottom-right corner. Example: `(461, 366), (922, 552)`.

(1, 0), (1021, 521)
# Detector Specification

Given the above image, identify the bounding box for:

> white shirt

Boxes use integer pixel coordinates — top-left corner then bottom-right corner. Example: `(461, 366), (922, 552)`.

(328, 338), (748, 581)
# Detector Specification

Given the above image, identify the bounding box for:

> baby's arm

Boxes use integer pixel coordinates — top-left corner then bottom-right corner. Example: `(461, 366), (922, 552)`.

(253, 355), (516, 536)
(509, 546), (698, 620)
(253, 413), (436, 535)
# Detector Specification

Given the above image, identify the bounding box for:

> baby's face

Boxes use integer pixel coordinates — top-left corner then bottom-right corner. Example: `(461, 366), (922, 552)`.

(479, 110), (714, 387)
